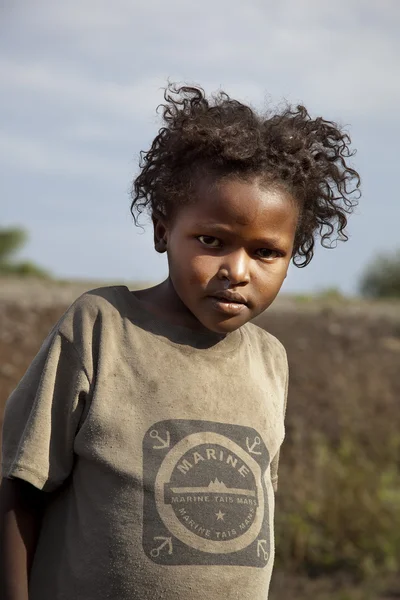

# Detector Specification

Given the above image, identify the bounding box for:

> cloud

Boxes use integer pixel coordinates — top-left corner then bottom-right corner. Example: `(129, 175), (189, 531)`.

(0, 58), (166, 120)
(1, 0), (399, 183)
(0, 129), (129, 180)
(3, 0), (400, 121)
(62, 122), (134, 143)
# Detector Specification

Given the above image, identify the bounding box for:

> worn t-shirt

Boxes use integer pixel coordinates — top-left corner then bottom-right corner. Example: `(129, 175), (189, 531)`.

(1, 286), (288, 600)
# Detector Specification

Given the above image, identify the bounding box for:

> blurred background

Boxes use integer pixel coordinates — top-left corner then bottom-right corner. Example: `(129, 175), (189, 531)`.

(1, 1), (399, 598)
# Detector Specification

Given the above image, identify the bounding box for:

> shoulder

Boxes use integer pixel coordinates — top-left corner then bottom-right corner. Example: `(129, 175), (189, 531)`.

(242, 321), (288, 372)
(68, 285), (131, 315)
(56, 285), (133, 344)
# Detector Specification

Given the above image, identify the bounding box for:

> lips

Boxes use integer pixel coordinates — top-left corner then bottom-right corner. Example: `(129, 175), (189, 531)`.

(210, 291), (248, 305)
(207, 290), (249, 316)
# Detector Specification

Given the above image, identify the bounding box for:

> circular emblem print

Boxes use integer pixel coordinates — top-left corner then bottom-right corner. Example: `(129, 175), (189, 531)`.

(155, 432), (264, 554)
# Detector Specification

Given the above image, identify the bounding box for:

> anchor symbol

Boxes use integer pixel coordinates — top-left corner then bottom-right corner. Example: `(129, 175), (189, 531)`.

(149, 429), (171, 450)
(150, 536), (173, 557)
(257, 539), (269, 562)
(246, 436), (262, 455)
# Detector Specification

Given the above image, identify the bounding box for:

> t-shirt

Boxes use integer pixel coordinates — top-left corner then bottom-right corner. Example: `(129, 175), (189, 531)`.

(1, 286), (288, 600)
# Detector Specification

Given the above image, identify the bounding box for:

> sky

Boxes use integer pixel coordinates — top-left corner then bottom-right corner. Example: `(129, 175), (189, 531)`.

(1, 0), (399, 294)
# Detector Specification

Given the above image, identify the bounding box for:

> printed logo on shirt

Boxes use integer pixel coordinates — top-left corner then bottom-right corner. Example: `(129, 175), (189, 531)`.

(142, 420), (272, 567)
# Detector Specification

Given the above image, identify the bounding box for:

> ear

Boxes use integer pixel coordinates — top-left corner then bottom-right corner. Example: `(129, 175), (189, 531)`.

(152, 213), (168, 254)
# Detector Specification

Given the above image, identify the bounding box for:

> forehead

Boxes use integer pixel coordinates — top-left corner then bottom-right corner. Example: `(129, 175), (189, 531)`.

(180, 176), (298, 234)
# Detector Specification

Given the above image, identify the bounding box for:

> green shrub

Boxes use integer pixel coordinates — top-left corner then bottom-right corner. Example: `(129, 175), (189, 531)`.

(0, 260), (50, 278)
(0, 227), (50, 278)
(359, 251), (400, 299)
(316, 287), (345, 302)
(275, 434), (400, 579)
(0, 228), (27, 263)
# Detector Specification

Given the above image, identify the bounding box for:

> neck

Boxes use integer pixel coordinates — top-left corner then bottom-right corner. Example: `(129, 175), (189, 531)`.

(133, 278), (218, 334)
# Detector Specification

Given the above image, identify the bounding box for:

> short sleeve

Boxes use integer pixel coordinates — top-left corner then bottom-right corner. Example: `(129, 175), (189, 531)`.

(1, 328), (90, 492)
(270, 353), (289, 493)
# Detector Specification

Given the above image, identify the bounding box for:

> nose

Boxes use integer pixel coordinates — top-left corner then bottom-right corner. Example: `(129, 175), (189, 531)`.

(218, 249), (250, 286)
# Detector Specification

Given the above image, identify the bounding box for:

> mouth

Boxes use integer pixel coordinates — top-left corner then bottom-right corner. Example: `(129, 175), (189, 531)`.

(211, 291), (248, 305)
(207, 291), (249, 316)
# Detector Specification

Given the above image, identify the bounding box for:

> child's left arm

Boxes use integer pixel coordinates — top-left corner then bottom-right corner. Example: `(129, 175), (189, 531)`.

(0, 477), (46, 600)
(0, 319), (91, 596)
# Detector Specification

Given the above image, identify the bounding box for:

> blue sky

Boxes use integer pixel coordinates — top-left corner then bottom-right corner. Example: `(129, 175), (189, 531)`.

(1, 0), (399, 294)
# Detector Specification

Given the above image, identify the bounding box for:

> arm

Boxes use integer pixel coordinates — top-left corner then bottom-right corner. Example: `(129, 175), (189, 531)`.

(0, 302), (92, 599)
(0, 478), (46, 600)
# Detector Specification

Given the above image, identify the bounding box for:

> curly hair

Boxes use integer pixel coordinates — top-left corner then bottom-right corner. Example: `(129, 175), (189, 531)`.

(131, 84), (360, 267)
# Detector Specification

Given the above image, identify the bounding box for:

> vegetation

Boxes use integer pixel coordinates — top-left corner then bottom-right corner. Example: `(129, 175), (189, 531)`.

(255, 306), (400, 599)
(359, 251), (400, 299)
(275, 434), (400, 578)
(0, 227), (49, 277)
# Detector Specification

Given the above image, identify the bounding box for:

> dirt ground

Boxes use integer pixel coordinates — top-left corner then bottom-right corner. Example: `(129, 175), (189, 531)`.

(1, 277), (399, 599)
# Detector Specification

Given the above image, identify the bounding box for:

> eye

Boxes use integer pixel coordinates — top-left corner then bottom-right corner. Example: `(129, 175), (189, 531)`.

(197, 235), (221, 248)
(256, 248), (281, 259)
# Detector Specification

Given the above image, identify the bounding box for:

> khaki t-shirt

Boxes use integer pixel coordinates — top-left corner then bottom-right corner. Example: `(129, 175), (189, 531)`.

(1, 286), (288, 600)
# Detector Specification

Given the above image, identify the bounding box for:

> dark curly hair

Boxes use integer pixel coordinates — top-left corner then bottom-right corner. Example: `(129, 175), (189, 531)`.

(131, 84), (360, 267)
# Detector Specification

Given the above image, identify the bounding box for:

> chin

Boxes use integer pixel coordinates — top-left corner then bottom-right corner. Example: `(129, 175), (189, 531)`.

(201, 317), (247, 334)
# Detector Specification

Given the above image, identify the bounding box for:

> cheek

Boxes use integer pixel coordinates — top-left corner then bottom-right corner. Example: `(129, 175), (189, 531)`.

(252, 262), (289, 292)
(186, 254), (220, 287)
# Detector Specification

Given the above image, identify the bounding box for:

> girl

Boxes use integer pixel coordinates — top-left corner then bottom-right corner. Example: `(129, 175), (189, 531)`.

(0, 84), (360, 600)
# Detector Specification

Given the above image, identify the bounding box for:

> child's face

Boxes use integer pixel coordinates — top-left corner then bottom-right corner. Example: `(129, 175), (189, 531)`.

(157, 176), (298, 334)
